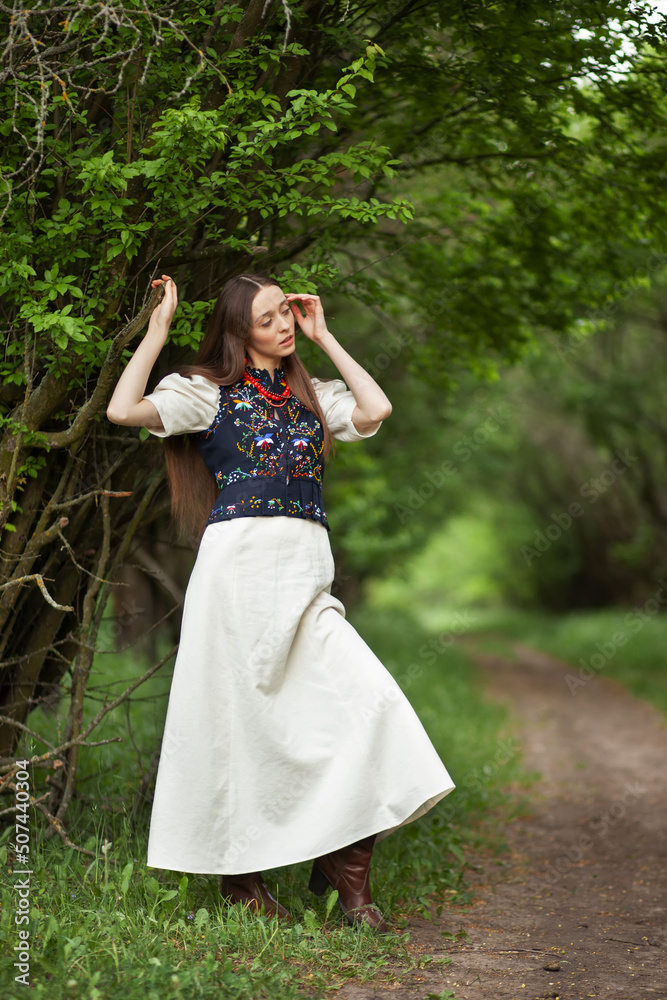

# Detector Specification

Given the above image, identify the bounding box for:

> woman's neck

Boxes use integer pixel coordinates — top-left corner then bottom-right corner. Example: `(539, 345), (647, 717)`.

(245, 350), (282, 374)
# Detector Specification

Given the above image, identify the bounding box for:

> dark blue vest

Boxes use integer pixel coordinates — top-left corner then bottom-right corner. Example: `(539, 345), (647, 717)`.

(197, 365), (329, 530)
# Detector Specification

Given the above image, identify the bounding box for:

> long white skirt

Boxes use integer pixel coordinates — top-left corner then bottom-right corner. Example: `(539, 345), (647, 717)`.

(147, 516), (455, 875)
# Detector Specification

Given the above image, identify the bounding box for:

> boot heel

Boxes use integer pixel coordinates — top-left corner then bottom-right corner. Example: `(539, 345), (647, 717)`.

(308, 862), (329, 896)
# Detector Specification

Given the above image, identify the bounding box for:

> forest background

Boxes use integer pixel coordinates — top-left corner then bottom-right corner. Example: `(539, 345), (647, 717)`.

(1, 1), (667, 997)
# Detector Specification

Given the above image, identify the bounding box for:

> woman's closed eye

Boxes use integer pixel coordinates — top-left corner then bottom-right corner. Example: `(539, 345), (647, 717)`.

(262, 308), (290, 327)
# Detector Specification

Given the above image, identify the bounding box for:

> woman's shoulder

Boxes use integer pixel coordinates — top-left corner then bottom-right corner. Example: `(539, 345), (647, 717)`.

(153, 371), (221, 393)
(143, 372), (222, 438)
(310, 374), (343, 392)
(309, 375), (348, 414)
(309, 376), (381, 443)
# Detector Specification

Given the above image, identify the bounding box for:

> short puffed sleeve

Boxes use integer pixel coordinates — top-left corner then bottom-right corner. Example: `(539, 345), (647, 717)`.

(143, 373), (220, 438)
(310, 377), (382, 443)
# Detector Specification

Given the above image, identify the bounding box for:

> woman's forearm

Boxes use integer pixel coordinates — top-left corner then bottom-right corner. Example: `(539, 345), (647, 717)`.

(106, 324), (168, 428)
(284, 292), (392, 432)
(107, 275), (177, 429)
(318, 332), (392, 429)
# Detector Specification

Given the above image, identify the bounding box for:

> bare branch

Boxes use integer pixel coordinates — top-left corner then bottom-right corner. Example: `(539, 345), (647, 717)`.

(33, 799), (116, 861)
(0, 644), (177, 774)
(80, 644), (178, 743)
(50, 488), (134, 512)
(0, 713), (56, 751)
(42, 285), (164, 448)
(0, 0), (231, 213)
(0, 573), (75, 612)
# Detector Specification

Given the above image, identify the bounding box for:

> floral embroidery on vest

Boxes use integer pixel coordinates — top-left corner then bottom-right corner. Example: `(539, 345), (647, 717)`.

(197, 366), (329, 529)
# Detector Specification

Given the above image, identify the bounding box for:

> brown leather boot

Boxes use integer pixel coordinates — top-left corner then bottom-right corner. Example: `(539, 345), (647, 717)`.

(309, 834), (389, 933)
(219, 872), (292, 920)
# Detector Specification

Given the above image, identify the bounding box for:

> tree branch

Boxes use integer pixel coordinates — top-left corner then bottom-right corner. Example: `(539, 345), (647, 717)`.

(42, 285), (165, 448)
(0, 573), (74, 612)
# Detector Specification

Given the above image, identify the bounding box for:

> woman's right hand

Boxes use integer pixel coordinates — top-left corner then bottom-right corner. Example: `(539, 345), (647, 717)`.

(148, 274), (178, 334)
(106, 274), (178, 431)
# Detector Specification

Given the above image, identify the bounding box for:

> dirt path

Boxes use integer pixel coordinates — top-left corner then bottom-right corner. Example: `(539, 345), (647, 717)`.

(339, 641), (667, 1000)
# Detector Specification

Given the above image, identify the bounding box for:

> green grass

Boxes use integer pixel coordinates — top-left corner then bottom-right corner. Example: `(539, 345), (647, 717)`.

(1, 826), (417, 1000)
(1, 606), (527, 999)
(464, 605), (667, 718)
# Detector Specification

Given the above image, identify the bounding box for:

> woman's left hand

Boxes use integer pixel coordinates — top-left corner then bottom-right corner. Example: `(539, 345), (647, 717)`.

(285, 293), (331, 345)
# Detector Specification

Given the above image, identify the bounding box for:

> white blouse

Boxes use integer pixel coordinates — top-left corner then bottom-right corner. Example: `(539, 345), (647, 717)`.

(143, 373), (381, 443)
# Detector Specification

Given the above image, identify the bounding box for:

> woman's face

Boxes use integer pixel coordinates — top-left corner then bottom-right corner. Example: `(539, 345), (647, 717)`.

(245, 284), (296, 370)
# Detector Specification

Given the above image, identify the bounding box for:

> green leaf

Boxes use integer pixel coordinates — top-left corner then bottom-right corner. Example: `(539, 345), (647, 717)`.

(146, 876), (160, 896)
(120, 861), (134, 896)
(324, 888), (339, 919)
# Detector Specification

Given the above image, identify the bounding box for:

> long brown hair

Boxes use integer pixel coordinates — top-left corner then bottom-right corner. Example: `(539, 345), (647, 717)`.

(164, 273), (334, 544)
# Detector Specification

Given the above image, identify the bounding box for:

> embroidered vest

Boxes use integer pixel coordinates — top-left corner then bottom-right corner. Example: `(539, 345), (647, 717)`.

(197, 365), (329, 530)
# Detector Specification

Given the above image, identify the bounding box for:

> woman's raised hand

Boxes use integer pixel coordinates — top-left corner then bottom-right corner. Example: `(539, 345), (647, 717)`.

(149, 274), (178, 334)
(285, 293), (330, 345)
(106, 275), (178, 431)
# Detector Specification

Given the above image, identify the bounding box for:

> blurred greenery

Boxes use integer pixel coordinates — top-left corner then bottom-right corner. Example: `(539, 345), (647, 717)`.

(363, 514), (667, 719)
(471, 607), (667, 719)
(330, 274), (667, 611)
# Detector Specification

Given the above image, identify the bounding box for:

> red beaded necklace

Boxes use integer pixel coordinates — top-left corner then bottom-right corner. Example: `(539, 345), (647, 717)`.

(243, 366), (292, 407)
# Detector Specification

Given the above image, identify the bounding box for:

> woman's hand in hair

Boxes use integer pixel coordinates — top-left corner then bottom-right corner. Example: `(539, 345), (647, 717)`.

(285, 293), (330, 347)
(106, 275), (177, 432)
(148, 275), (179, 335)
(286, 292), (392, 432)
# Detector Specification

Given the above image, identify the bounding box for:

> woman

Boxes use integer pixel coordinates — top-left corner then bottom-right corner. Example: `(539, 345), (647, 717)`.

(107, 272), (455, 932)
